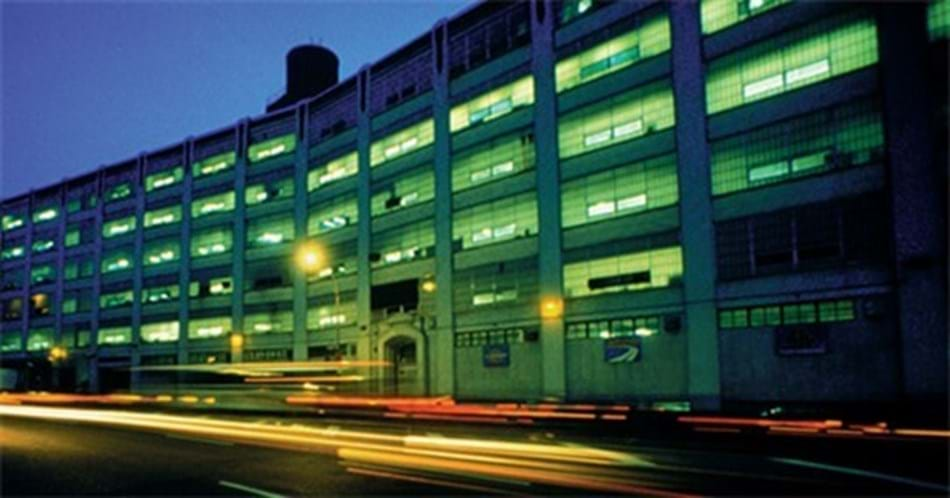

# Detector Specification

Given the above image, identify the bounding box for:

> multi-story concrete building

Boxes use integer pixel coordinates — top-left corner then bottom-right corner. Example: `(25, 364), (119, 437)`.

(1, 0), (946, 412)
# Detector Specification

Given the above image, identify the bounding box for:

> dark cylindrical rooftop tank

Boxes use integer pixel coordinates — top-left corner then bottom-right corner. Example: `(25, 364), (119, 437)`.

(266, 44), (339, 113)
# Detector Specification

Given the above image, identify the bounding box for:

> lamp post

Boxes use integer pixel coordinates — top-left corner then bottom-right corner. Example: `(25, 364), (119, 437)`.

(294, 239), (342, 358)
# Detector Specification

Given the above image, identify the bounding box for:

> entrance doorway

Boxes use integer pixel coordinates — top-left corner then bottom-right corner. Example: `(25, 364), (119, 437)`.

(382, 335), (421, 396)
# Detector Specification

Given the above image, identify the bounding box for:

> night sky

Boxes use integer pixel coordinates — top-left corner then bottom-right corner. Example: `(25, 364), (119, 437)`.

(1, 0), (469, 199)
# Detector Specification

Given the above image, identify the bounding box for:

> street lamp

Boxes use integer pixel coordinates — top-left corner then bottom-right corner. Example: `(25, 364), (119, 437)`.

(294, 239), (342, 358)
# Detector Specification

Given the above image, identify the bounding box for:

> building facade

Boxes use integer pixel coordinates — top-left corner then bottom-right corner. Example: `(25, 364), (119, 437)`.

(1, 0), (947, 411)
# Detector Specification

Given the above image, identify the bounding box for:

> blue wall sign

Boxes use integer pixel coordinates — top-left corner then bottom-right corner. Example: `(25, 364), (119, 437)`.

(482, 344), (510, 368)
(604, 338), (642, 363)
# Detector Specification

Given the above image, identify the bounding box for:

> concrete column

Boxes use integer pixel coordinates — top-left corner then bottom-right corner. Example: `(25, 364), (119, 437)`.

(876, 3), (947, 405)
(130, 154), (146, 387)
(292, 104), (310, 361)
(356, 68), (373, 359)
(431, 20), (455, 396)
(230, 122), (248, 364)
(177, 140), (194, 366)
(88, 172), (105, 392)
(53, 187), (66, 349)
(532, 0), (566, 401)
(670, 2), (721, 411)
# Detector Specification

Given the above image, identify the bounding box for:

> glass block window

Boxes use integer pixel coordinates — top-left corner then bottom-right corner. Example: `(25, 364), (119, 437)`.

(247, 215), (294, 248)
(371, 220), (435, 268)
(371, 168), (434, 217)
(189, 276), (233, 298)
(142, 283), (180, 304)
(455, 327), (529, 348)
(246, 176), (294, 206)
(710, 100), (884, 195)
(370, 119), (435, 167)
(30, 265), (56, 285)
(144, 205), (182, 229)
(32, 206), (59, 224)
(190, 226), (232, 258)
(558, 80), (675, 159)
(450, 76), (534, 133)
(64, 255), (94, 280)
(98, 326), (132, 345)
(102, 215), (136, 238)
(192, 191), (235, 218)
(563, 246), (683, 298)
(141, 321), (180, 343)
(248, 134), (297, 164)
(1, 332), (22, 352)
(719, 298), (856, 329)
(31, 237), (55, 254)
(26, 328), (54, 351)
(188, 316), (231, 340)
(717, 194), (889, 280)
(566, 315), (664, 340)
(453, 258), (538, 314)
(193, 151), (237, 178)
(245, 309), (293, 335)
(2, 213), (25, 231)
(308, 151), (359, 191)
(556, 12), (671, 93)
(1, 244), (24, 260)
(561, 153), (679, 228)
(308, 197), (358, 235)
(706, 13), (879, 114)
(145, 167), (184, 191)
(700, 0), (791, 35)
(101, 248), (134, 273)
(452, 192), (538, 250)
(930, 0), (950, 40)
(104, 182), (133, 203)
(452, 132), (535, 192)
(143, 238), (180, 266)
(100, 289), (133, 309)
(307, 295), (357, 331)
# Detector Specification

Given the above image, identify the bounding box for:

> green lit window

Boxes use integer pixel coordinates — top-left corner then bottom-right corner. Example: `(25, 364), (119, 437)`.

(1, 245), (24, 260)
(452, 132), (535, 192)
(66, 192), (96, 213)
(188, 316), (231, 340)
(61, 292), (91, 314)
(246, 176), (294, 206)
(141, 321), (180, 343)
(371, 220), (435, 268)
(247, 215), (294, 248)
(248, 134), (297, 164)
(706, 14), (879, 114)
(2, 213), (25, 231)
(563, 246), (683, 298)
(26, 328), (54, 351)
(308, 197), (358, 235)
(1, 333), (21, 353)
(193, 151), (237, 178)
(188, 276), (233, 297)
(103, 216), (136, 238)
(143, 238), (180, 266)
(371, 168), (434, 217)
(192, 191), (235, 218)
(65, 227), (80, 247)
(64, 256), (94, 280)
(711, 100), (884, 195)
(452, 192), (538, 250)
(558, 80), (675, 159)
(144, 206), (182, 228)
(101, 248), (133, 273)
(929, 0), (950, 40)
(104, 182), (133, 203)
(719, 298), (856, 329)
(370, 119), (435, 167)
(561, 153), (678, 228)
(32, 206), (59, 224)
(100, 289), (133, 309)
(565, 316), (663, 341)
(307, 295), (357, 331)
(450, 76), (534, 133)
(143, 284), (180, 304)
(700, 0), (791, 35)
(560, 0), (595, 25)
(556, 13), (670, 93)
(98, 326), (132, 345)
(308, 152), (358, 191)
(245, 310), (293, 335)
(190, 226), (232, 258)
(61, 295), (77, 315)
(30, 265), (56, 285)
(2, 296), (23, 319)
(454, 258), (536, 313)
(32, 238), (55, 254)
(29, 293), (53, 317)
(145, 167), (183, 192)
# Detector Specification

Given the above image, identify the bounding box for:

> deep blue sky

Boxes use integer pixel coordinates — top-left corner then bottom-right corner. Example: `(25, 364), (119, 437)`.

(1, 0), (469, 199)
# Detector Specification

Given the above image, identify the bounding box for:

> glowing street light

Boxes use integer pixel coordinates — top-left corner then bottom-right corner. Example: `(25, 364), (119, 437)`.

(294, 239), (325, 274)
(540, 297), (564, 320)
(229, 333), (244, 349)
